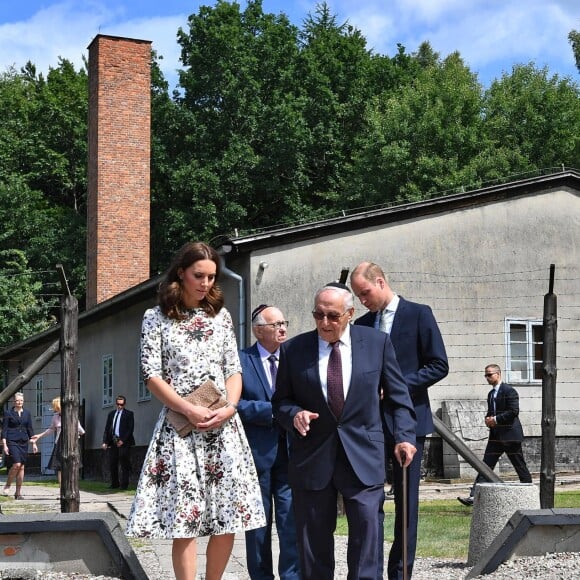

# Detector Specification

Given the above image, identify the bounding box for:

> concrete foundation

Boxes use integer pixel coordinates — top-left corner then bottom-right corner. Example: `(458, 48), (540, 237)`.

(0, 512), (147, 579)
(467, 508), (580, 578)
(467, 482), (540, 565)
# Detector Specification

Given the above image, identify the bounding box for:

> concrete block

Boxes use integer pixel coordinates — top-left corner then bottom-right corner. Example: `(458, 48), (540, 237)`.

(467, 508), (580, 579)
(0, 512), (147, 579)
(467, 482), (539, 565)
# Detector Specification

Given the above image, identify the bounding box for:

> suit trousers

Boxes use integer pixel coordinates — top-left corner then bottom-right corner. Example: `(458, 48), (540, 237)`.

(245, 443), (299, 580)
(108, 444), (131, 488)
(292, 443), (383, 580)
(379, 435), (425, 580)
(474, 439), (532, 489)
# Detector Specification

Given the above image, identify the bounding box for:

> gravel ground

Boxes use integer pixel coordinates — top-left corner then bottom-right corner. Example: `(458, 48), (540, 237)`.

(3, 549), (580, 579)
(331, 537), (580, 579)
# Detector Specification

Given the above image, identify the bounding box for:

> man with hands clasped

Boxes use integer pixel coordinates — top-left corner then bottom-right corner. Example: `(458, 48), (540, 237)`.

(238, 304), (300, 580)
(273, 283), (416, 580)
(102, 395), (135, 490)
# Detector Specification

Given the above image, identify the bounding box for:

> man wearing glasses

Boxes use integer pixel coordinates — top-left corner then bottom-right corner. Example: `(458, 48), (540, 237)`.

(458, 364), (532, 506)
(272, 284), (416, 579)
(238, 305), (300, 580)
(102, 395), (135, 490)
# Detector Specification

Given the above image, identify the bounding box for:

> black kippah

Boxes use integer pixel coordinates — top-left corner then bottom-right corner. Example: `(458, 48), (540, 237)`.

(325, 282), (352, 293)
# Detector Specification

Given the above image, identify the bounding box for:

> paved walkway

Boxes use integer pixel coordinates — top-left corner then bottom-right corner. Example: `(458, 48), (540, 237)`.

(2, 474), (578, 579)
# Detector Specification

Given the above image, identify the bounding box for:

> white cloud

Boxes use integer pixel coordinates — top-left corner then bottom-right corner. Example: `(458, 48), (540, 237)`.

(0, 2), (185, 89)
(337, 0), (578, 81)
(0, 2), (109, 74)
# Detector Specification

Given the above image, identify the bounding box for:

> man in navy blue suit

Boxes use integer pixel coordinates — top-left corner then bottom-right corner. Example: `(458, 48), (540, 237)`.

(458, 364), (532, 506)
(273, 283), (417, 580)
(351, 262), (449, 580)
(238, 304), (300, 580)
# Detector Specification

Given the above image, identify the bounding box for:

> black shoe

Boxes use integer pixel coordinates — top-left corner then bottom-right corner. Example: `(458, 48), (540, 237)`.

(457, 496), (474, 507)
(385, 486), (395, 497)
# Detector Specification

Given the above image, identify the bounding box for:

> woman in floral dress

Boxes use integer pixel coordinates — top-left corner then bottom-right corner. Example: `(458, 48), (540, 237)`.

(126, 241), (266, 580)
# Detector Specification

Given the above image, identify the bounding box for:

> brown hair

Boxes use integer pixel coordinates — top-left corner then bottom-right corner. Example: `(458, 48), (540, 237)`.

(158, 242), (224, 319)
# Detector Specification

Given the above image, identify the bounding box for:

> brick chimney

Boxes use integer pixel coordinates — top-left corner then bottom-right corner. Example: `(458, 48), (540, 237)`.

(86, 35), (151, 308)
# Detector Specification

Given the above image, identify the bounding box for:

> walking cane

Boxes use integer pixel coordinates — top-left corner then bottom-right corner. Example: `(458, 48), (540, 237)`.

(402, 452), (408, 580)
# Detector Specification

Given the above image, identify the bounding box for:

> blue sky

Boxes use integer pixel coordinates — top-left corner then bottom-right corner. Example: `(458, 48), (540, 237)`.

(1, 0), (578, 90)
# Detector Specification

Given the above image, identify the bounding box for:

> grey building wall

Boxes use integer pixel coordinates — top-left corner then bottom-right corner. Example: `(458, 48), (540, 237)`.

(3, 181), (579, 481)
(227, 186), (580, 477)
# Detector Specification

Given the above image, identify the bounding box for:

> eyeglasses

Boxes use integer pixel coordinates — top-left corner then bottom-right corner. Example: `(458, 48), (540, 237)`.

(312, 310), (349, 322)
(116, 401), (126, 406)
(484, 372), (498, 377)
(256, 321), (289, 329)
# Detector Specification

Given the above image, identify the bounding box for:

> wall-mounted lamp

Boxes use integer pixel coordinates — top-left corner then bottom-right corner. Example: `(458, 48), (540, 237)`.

(256, 261), (269, 285)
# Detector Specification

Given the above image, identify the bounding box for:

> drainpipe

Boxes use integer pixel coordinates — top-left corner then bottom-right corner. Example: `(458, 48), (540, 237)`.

(221, 259), (246, 349)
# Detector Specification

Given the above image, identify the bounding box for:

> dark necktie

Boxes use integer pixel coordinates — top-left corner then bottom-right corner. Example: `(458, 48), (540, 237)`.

(488, 390), (496, 415)
(327, 341), (344, 418)
(268, 354), (278, 391)
(113, 410), (121, 436)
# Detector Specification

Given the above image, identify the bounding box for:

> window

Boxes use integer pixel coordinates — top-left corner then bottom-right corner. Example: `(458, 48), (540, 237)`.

(35, 376), (43, 418)
(102, 355), (113, 406)
(505, 319), (543, 383)
(137, 348), (150, 401)
(77, 364), (82, 396)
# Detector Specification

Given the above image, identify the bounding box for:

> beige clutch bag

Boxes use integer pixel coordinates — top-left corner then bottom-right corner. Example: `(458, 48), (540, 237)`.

(166, 379), (228, 437)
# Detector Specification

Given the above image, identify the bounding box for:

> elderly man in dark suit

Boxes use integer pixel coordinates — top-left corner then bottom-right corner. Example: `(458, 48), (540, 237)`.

(273, 283), (416, 580)
(102, 395), (135, 490)
(351, 262), (449, 580)
(238, 304), (300, 580)
(458, 364), (532, 506)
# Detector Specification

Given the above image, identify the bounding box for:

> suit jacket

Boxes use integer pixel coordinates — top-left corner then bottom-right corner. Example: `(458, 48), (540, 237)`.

(2, 408), (34, 443)
(272, 325), (416, 491)
(355, 296), (448, 436)
(487, 382), (525, 442)
(102, 408), (135, 447)
(238, 343), (286, 473)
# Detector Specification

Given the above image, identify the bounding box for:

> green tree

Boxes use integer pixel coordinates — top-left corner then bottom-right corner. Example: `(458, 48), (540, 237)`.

(0, 61), (88, 301)
(347, 45), (485, 205)
(153, 0), (309, 268)
(483, 64), (580, 171)
(569, 30), (580, 73)
(0, 245), (52, 348)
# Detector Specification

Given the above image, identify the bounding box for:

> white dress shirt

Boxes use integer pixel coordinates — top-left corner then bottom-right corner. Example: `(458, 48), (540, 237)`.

(317, 325), (353, 402)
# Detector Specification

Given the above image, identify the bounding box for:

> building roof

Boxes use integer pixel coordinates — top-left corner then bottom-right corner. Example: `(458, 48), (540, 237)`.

(1, 168), (578, 361)
(216, 168), (580, 254)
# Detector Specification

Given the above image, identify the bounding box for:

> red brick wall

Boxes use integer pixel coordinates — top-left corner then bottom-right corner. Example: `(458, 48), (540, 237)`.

(87, 35), (151, 308)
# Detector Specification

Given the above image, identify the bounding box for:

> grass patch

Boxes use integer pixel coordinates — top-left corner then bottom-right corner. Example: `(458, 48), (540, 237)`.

(336, 489), (580, 559)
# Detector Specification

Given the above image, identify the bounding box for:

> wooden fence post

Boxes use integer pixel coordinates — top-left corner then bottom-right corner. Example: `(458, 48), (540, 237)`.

(57, 264), (80, 513)
(540, 264), (557, 509)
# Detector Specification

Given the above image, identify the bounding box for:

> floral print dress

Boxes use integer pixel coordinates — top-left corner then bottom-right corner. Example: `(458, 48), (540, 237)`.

(126, 306), (266, 539)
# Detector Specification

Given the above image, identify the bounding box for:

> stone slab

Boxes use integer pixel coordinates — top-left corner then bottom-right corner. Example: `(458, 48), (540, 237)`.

(0, 512), (147, 579)
(467, 508), (580, 578)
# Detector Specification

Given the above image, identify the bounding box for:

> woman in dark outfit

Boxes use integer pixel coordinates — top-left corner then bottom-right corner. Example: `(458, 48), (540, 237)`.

(2, 393), (37, 499)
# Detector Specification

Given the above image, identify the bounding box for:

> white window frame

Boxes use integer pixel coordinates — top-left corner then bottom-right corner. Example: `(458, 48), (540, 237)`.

(137, 348), (151, 402)
(35, 376), (43, 418)
(102, 354), (114, 407)
(505, 318), (543, 384)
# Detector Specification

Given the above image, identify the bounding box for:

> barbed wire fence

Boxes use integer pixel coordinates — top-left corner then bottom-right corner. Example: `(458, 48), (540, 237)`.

(1, 264), (578, 479)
